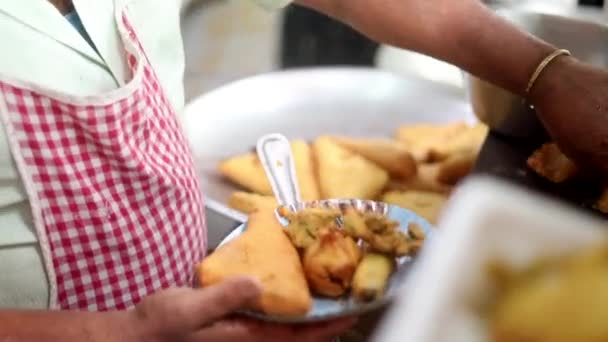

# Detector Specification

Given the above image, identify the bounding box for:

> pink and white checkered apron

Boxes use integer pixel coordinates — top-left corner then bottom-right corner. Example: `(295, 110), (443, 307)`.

(0, 6), (206, 310)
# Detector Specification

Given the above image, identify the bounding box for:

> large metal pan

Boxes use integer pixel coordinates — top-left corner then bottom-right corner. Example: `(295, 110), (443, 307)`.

(180, 68), (474, 247)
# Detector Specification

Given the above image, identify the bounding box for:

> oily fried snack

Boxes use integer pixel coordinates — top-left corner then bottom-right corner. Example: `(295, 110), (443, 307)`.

(491, 243), (608, 342)
(396, 122), (469, 162)
(427, 123), (489, 161)
(527, 143), (578, 183)
(596, 188), (608, 214)
(437, 151), (477, 186)
(331, 136), (417, 180)
(381, 190), (448, 225)
(313, 136), (389, 200)
(197, 209), (312, 316)
(291, 140), (321, 201)
(352, 253), (395, 302)
(386, 163), (452, 195)
(282, 207), (342, 249)
(228, 191), (277, 214)
(343, 209), (411, 257)
(302, 227), (362, 297)
(218, 153), (273, 195)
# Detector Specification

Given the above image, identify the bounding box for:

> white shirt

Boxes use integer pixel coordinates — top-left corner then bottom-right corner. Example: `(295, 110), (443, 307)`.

(0, 0), (186, 308)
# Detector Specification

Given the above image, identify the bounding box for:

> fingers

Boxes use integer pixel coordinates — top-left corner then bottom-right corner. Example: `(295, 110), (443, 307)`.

(179, 276), (263, 328)
(189, 317), (358, 342)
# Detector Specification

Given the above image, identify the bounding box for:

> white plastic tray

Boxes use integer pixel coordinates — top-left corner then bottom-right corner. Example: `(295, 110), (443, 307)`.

(373, 176), (607, 342)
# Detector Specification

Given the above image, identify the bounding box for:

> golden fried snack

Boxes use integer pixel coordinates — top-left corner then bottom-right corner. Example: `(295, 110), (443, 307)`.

(395, 122), (468, 162)
(428, 123), (488, 161)
(596, 188), (608, 214)
(228, 191), (278, 214)
(343, 209), (410, 257)
(437, 151), (478, 185)
(313, 136), (389, 200)
(218, 153), (273, 195)
(491, 243), (608, 342)
(283, 207), (341, 249)
(527, 143), (578, 183)
(381, 190), (448, 225)
(386, 163), (452, 195)
(330, 136), (417, 180)
(352, 253), (395, 302)
(197, 209), (312, 316)
(291, 140), (321, 201)
(302, 227), (362, 297)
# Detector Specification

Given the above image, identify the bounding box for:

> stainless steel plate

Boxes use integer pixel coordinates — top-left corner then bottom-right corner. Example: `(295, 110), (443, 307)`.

(181, 67), (474, 226)
(217, 199), (434, 324)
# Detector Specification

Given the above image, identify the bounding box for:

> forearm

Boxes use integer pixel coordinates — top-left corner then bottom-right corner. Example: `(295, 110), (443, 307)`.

(424, 1), (555, 96)
(298, 0), (556, 96)
(0, 310), (134, 342)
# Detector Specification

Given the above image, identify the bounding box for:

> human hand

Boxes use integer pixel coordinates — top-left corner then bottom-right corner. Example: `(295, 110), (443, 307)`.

(129, 276), (356, 342)
(529, 56), (608, 172)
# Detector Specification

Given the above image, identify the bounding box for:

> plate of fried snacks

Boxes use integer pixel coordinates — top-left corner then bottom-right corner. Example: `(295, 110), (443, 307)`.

(373, 177), (608, 342)
(196, 134), (434, 323)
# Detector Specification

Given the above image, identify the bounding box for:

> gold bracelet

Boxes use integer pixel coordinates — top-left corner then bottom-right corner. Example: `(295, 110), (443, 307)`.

(525, 49), (571, 94)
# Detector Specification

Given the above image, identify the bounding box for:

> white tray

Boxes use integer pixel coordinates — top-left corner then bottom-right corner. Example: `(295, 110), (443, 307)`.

(373, 176), (607, 342)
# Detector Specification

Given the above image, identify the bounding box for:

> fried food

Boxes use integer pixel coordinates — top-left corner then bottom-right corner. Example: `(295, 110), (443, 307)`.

(596, 188), (608, 214)
(428, 123), (488, 161)
(437, 151), (477, 185)
(218, 153), (273, 195)
(396, 122), (469, 162)
(527, 143), (578, 183)
(381, 190), (448, 225)
(331, 136), (417, 180)
(386, 163), (452, 195)
(291, 140), (321, 201)
(491, 243), (608, 342)
(197, 209), (312, 316)
(343, 209), (411, 257)
(302, 227), (362, 297)
(228, 191), (277, 214)
(352, 253), (395, 302)
(282, 207), (341, 249)
(313, 136), (389, 199)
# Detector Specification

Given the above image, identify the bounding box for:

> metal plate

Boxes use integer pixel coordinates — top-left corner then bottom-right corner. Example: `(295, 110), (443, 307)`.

(181, 67), (475, 223)
(217, 199), (434, 324)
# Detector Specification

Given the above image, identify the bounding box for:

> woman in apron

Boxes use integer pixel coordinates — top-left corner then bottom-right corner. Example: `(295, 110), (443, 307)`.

(0, 1), (355, 341)
(299, 0), (608, 171)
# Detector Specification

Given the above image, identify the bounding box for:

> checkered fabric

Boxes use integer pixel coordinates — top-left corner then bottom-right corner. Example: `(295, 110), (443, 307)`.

(0, 13), (206, 310)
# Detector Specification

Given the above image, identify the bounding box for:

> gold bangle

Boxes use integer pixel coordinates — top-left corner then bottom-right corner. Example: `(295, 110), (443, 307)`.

(525, 49), (571, 94)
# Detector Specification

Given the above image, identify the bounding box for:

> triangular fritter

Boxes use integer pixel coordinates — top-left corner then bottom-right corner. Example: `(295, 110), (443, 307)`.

(197, 209), (312, 316)
(228, 191), (278, 214)
(291, 140), (321, 201)
(218, 153), (273, 195)
(313, 136), (389, 200)
(331, 136), (417, 180)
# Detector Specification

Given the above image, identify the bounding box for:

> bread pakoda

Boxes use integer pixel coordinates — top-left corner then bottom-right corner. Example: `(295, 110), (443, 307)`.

(228, 191), (278, 214)
(218, 153), (273, 195)
(331, 136), (417, 180)
(302, 227), (362, 297)
(437, 151), (477, 185)
(428, 123), (488, 161)
(527, 143), (578, 183)
(313, 136), (389, 200)
(291, 140), (321, 201)
(381, 190), (448, 225)
(197, 209), (312, 316)
(396, 122), (469, 162)
(386, 163), (452, 195)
